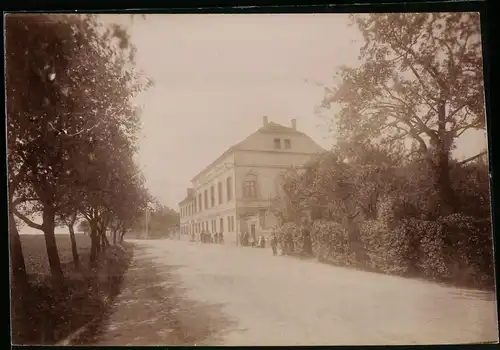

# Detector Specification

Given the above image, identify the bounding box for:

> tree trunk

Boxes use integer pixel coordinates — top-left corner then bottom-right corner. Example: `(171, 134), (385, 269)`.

(42, 205), (64, 282)
(9, 209), (29, 291)
(104, 233), (111, 246)
(119, 228), (126, 243)
(112, 229), (117, 245)
(431, 101), (457, 217)
(100, 232), (106, 253)
(68, 225), (80, 270)
(89, 224), (99, 266)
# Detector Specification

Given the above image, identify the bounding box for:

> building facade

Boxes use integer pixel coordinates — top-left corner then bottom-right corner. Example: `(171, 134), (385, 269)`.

(179, 116), (324, 245)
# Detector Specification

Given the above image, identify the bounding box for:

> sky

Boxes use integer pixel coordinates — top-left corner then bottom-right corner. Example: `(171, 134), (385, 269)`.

(97, 14), (488, 210)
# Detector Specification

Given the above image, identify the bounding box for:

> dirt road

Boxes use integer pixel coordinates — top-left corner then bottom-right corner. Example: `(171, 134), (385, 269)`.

(89, 239), (498, 346)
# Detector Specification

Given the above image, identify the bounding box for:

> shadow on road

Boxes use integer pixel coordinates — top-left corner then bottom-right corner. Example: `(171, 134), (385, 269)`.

(446, 289), (496, 302)
(74, 244), (241, 346)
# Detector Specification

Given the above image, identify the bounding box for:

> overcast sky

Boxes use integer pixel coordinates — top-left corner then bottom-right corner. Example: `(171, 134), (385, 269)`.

(99, 14), (488, 210)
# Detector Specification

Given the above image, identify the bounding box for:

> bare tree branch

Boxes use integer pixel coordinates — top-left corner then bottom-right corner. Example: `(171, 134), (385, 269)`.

(457, 151), (487, 165)
(12, 206), (43, 231)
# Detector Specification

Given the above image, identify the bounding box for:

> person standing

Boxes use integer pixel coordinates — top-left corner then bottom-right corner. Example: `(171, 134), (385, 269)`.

(270, 234), (278, 256)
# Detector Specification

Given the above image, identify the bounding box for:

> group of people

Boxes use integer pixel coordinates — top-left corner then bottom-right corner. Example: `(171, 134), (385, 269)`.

(198, 230), (224, 244)
(238, 231), (280, 256)
(239, 232), (266, 248)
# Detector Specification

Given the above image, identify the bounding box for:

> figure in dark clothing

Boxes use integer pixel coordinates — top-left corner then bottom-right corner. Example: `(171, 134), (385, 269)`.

(270, 234), (278, 256)
(219, 232), (224, 244)
(259, 236), (265, 248)
(302, 225), (313, 256)
(242, 232), (249, 247)
(286, 233), (294, 255)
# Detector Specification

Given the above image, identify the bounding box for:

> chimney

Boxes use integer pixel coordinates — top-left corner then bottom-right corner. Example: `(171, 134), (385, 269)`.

(291, 119), (297, 130)
(263, 116), (269, 126)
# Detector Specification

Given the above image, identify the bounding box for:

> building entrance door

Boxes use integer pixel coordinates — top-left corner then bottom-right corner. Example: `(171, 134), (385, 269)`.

(250, 223), (256, 243)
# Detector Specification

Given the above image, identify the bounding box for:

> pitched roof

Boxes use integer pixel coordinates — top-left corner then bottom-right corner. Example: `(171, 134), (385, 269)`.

(190, 121), (316, 182)
(257, 121), (304, 135)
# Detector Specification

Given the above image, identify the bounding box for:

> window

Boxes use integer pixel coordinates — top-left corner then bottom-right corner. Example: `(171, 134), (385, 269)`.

(218, 182), (223, 205)
(220, 218), (224, 232)
(243, 173), (258, 198)
(204, 190), (208, 210)
(230, 216), (235, 232)
(210, 186), (215, 207)
(193, 198), (197, 213)
(274, 138), (281, 149)
(227, 177), (233, 201)
(198, 194), (202, 212)
(284, 139), (291, 149)
(227, 216), (231, 232)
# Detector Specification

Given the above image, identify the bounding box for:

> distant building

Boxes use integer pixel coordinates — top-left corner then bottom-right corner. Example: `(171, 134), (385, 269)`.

(179, 116), (324, 245)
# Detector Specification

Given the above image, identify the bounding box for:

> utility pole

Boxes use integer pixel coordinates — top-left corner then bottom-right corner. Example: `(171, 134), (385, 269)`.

(145, 208), (149, 239)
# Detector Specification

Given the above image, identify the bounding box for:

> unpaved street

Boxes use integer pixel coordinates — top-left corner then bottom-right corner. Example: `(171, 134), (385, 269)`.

(91, 239), (498, 346)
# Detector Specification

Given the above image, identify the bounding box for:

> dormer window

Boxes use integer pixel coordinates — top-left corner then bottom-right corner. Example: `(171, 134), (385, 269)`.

(284, 139), (291, 149)
(274, 138), (281, 149)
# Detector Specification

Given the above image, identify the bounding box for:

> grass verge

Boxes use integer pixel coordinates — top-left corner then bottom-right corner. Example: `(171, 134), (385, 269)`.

(10, 234), (133, 345)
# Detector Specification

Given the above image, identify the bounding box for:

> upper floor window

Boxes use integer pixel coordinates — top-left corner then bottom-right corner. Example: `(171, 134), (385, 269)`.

(243, 173), (258, 198)
(227, 177), (233, 201)
(204, 190), (208, 210)
(198, 194), (202, 212)
(274, 138), (281, 149)
(218, 182), (223, 205)
(210, 186), (215, 207)
(284, 139), (291, 149)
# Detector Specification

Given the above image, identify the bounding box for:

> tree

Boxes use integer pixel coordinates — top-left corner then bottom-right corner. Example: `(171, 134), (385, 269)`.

(322, 13), (485, 216)
(57, 201), (81, 270)
(6, 14), (83, 282)
(6, 14), (152, 276)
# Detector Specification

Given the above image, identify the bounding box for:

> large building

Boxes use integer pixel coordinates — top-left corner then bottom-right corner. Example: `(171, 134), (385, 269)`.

(179, 116), (325, 245)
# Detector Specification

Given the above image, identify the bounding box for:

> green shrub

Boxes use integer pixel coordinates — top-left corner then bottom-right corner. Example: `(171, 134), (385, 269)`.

(311, 220), (355, 266)
(438, 213), (494, 287)
(359, 219), (411, 275)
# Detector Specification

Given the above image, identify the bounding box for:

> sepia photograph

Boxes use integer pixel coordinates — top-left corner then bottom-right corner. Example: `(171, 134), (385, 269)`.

(6, 11), (498, 346)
